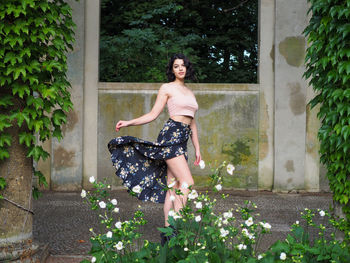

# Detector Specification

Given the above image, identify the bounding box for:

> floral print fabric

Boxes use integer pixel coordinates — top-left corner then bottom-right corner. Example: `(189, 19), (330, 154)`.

(108, 118), (191, 203)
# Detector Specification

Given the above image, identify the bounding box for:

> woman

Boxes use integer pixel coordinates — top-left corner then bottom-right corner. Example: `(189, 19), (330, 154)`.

(108, 54), (201, 229)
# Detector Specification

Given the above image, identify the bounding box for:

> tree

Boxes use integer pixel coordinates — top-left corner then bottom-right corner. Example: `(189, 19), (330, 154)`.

(0, 0), (75, 260)
(99, 0), (258, 83)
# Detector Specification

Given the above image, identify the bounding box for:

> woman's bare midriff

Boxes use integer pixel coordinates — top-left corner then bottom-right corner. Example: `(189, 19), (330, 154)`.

(170, 115), (193, 125)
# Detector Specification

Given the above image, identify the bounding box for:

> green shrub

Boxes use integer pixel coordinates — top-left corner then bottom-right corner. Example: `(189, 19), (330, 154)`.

(80, 162), (350, 263)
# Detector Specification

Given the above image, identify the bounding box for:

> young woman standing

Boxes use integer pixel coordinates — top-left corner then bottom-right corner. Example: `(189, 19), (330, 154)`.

(108, 54), (201, 230)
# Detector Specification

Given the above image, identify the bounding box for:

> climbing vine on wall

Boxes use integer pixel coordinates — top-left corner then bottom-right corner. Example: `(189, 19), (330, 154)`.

(0, 0), (75, 197)
(303, 0), (350, 218)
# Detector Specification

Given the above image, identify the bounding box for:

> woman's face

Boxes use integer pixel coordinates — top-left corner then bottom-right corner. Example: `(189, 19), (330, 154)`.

(172, 59), (186, 80)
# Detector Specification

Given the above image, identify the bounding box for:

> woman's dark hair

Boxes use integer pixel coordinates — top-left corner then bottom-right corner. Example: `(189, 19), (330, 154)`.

(166, 54), (196, 82)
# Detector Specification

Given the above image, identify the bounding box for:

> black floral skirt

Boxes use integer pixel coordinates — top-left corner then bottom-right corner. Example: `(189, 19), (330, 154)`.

(107, 118), (191, 203)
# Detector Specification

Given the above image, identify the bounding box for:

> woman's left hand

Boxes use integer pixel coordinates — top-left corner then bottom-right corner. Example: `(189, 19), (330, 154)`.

(194, 149), (201, 166)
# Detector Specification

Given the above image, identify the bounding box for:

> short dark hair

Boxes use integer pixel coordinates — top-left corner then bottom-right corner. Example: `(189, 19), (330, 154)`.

(166, 54), (196, 82)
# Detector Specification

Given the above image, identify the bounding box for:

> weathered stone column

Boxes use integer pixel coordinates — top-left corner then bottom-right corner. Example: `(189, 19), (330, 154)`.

(0, 100), (37, 260)
(274, 0), (309, 191)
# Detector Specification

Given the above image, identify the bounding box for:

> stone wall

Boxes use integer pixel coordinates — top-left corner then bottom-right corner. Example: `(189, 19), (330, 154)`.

(37, 0), (329, 193)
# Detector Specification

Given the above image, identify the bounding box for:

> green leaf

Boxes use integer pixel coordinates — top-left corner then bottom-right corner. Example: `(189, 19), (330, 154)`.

(0, 147), (9, 160)
(32, 186), (42, 200)
(0, 95), (13, 107)
(0, 177), (6, 190)
(0, 115), (12, 131)
(19, 132), (35, 147)
(0, 134), (12, 147)
(34, 170), (48, 188)
(27, 145), (49, 162)
(52, 110), (67, 126)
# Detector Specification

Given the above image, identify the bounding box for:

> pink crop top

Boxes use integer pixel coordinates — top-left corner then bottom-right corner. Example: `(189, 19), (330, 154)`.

(167, 94), (198, 118)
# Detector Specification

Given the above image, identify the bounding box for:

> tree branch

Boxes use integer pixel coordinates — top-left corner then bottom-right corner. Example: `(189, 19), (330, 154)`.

(223, 0), (250, 12)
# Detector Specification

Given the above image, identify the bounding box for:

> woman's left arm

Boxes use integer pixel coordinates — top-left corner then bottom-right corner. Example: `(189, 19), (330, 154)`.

(190, 118), (201, 165)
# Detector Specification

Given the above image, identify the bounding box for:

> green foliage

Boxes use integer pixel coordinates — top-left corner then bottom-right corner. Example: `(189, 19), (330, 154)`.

(303, 1), (350, 219)
(0, 0), (75, 197)
(81, 162), (350, 262)
(99, 0), (258, 83)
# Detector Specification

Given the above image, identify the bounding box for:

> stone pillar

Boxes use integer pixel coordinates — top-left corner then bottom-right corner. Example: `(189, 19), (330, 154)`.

(0, 101), (35, 259)
(51, 0), (85, 190)
(83, 0), (100, 188)
(258, 0), (275, 190)
(274, 0), (309, 191)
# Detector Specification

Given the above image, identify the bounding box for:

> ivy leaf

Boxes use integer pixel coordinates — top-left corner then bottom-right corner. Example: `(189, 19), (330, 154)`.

(19, 132), (35, 147)
(12, 83), (30, 98)
(0, 95), (13, 107)
(0, 115), (12, 131)
(0, 177), (6, 191)
(0, 134), (12, 147)
(27, 145), (49, 162)
(52, 109), (67, 126)
(52, 126), (63, 140)
(32, 186), (42, 200)
(0, 147), (9, 160)
(34, 170), (48, 188)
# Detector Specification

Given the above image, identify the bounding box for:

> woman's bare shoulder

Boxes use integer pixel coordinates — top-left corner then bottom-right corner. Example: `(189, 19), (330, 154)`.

(160, 83), (174, 95)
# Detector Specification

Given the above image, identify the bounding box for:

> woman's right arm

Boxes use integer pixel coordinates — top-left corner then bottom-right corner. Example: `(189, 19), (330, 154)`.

(116, 85), (169, 132)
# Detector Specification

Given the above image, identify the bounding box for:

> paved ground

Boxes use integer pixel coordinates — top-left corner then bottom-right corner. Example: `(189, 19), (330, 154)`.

(33, 190), (333, 263)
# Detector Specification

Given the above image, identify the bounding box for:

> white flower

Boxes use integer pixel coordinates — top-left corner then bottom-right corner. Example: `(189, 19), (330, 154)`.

(115, 221), (122, 229)
(258, 254), (263, 260)
(220, 228), (229, 237)
(188, 189), (198, 200)
(237, 244), (247, 250)
(195, 215), (201, 222)
(215, 184), (222, 191)
(295, 220), (299, 225)
(223, 219), (228, 225)
(115, 241), (123, 250)
(226, 164), (235, 175)
(91, 256), (96, 263)
(260, 222), (271, 230)
(170, 195), (176, 201)
(80, 189), (86, 198)
(196, 202), (203, 209)
(99, 201), (106, 209)
(319, 210), (325, 217)
(111, 199), (118, 206)
(132, 185), (142, 194)
(184, 247), (189, 251)
(280, 252), (286, 260)
(173, 214), (181, 219)
(245, 217), (253, 227)
(181, 182), (189, 189)
(113, 207), (120, 213)
(89, 176), (95, 183)
(168, 181), (176, 188)
(106, 231), (112, 238)
(168, 210), (176, 217)
(199, 160), (205, 169)
(223, 211), (233, 219)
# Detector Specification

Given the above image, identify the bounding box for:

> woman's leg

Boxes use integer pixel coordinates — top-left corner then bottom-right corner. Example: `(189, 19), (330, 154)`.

(163, 169), (177, 226)
(163, 154), (194, 225)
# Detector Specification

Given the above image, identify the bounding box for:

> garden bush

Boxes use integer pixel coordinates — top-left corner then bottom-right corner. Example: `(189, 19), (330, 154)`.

(80, 162), (350, 263)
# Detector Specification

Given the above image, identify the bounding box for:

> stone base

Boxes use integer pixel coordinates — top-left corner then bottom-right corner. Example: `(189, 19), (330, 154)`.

(0, 241), (49, 263)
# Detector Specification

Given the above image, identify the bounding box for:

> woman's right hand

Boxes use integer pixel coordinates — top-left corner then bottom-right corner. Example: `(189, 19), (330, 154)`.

(115, 120), (130, 132)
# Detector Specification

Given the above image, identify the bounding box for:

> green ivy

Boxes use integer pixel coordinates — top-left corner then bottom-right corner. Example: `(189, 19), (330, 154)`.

(0, 0), (75, 197)
(303, 1), (350, 219)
